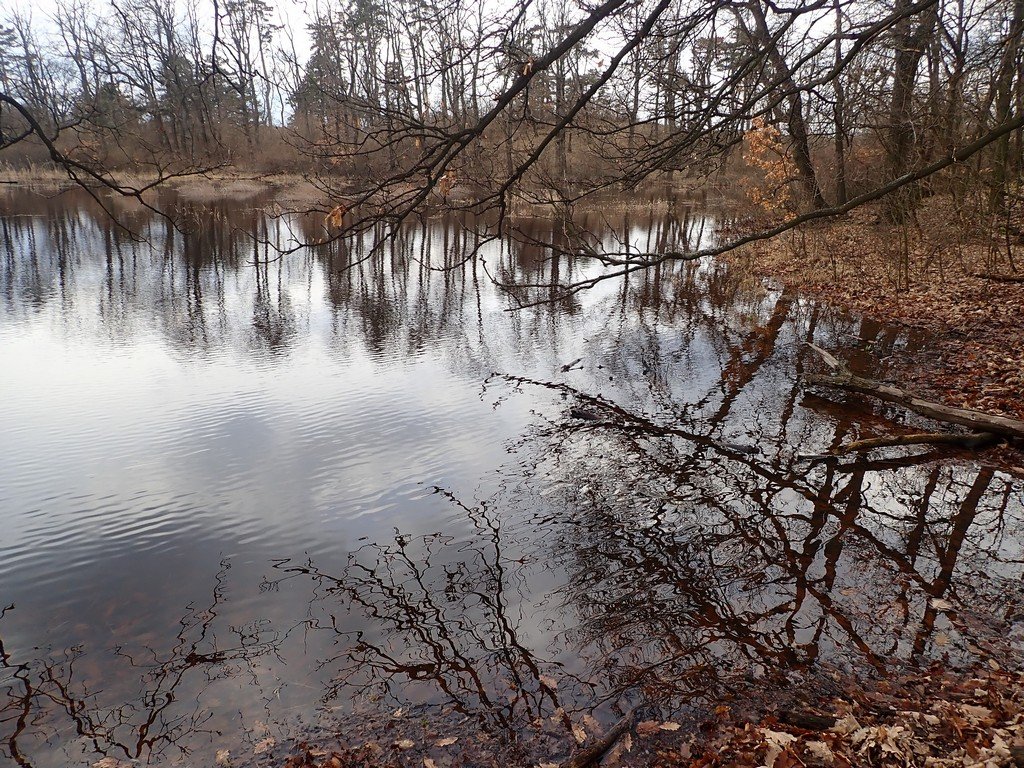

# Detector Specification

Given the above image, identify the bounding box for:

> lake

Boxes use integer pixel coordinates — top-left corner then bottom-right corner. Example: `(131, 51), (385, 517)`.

(1, 187), (1022, 766)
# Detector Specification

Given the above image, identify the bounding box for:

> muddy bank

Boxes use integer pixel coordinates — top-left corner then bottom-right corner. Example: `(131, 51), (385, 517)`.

(0, 165), (724, 217)
(0, 167), (329, 207)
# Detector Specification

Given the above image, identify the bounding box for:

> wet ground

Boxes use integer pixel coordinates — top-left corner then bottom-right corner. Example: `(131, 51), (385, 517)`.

(1, 188), (1022, 767)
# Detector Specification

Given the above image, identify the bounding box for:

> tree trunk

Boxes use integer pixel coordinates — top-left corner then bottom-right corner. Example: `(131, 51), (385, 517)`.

(833, 1), (847, 205)
(884, 0), (939, 222)
(989, 0), (1024, 213)
(746, 1), (827, 209)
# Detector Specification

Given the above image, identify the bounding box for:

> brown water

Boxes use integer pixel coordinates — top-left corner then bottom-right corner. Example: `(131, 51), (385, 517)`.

(1, 188), (1022, 766)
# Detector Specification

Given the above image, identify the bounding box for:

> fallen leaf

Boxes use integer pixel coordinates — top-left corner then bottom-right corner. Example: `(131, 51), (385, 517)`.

(539, 675), (559, 689)
(990, 731), (1011, 760)
(659, 721), (681, 731)
(435, 737), (458, 747)
(831, 714), (861, 735)
(253, 737), (275, 755)
(636, 720), (661, 736)
(678, 739), (694, 761)
(762, 729), (797, 768)
(960, 704), (994, 725)
(424, 760), (437, 768)
(930, 597), (953, 611)
(805, 740), (834, 765)
(215, 749), (231, 767)
(571, 723), (587, 744)
(395, 739), (415, 749)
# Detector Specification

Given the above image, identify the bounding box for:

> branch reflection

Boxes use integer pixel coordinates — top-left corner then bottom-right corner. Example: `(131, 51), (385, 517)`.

(0, 562), (281, 767)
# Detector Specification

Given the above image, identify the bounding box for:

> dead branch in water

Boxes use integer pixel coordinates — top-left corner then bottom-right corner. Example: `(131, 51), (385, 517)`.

(804, 343), (1024, 441)
(841, 431), (1000, 453)
(565, 708), (638, 768)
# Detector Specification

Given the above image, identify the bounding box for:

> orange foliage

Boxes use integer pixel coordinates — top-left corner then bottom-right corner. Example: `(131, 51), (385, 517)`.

(438, 170), (458, 198)
(742, 117), (797, 217)
(325, 203), (348, 229)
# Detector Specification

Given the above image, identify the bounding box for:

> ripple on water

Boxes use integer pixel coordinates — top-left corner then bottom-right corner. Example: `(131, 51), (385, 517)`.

(0, 350), (519, 607)
(5, 194), (1023, 768)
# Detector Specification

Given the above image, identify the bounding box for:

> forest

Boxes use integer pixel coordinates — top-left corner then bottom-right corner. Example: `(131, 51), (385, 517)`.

(1, 0), (1022, 223)
(3, 1), (1024, 767)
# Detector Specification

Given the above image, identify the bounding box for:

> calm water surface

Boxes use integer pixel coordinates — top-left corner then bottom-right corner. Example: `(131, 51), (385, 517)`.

(1, 189), (1023, 766)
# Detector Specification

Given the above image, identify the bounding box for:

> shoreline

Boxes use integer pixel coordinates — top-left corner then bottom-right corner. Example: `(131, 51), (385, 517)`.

(0, 165), (736, 213)
(254, 659), (1024, 768)
(2, 188), (1022, 768)
(726, 200), (1024, 430)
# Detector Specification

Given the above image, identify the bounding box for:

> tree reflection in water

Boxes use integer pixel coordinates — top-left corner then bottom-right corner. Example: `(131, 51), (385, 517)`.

(2, 190), (1023, 764)
(0, 563), (282, 767)
(272, 408), (1022, 739)
(270, 491), (587, 734)
(273, 344), (1023, 741)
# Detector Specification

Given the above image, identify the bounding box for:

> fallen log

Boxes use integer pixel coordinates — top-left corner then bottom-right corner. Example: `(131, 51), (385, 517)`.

(804, 343), (1024, 440)
(840, 432), (1000, 453)
(972, 272), (1024, 283)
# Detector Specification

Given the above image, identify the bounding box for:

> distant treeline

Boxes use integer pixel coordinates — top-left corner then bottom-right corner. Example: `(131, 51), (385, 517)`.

(2, 0), (1023, 223)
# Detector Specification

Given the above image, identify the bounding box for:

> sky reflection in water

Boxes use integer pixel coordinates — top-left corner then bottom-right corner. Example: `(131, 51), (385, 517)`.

(1, 189), (1022, 766)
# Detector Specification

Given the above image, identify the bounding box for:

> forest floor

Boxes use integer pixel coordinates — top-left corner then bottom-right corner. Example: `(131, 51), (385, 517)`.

(726, 197), (1024, 425)
(242, 661), (1024, 768)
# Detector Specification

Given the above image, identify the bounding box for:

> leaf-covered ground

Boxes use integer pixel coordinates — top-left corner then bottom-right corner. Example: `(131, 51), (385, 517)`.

(218, 661), (1024, 768)
(727, 198), (1024, 424)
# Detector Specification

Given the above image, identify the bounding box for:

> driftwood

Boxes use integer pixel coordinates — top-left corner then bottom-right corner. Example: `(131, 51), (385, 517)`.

(565, 708), (638, 768)
(841, 431), (1000, 453)
(805, 343), (1024, 441)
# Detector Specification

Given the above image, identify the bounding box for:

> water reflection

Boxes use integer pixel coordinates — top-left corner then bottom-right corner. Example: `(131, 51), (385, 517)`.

(1, 563), (281, 767)
(272, 493), (575, 733)
(263, 374), (1023, 738)
(1, 189), (1022, 766)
